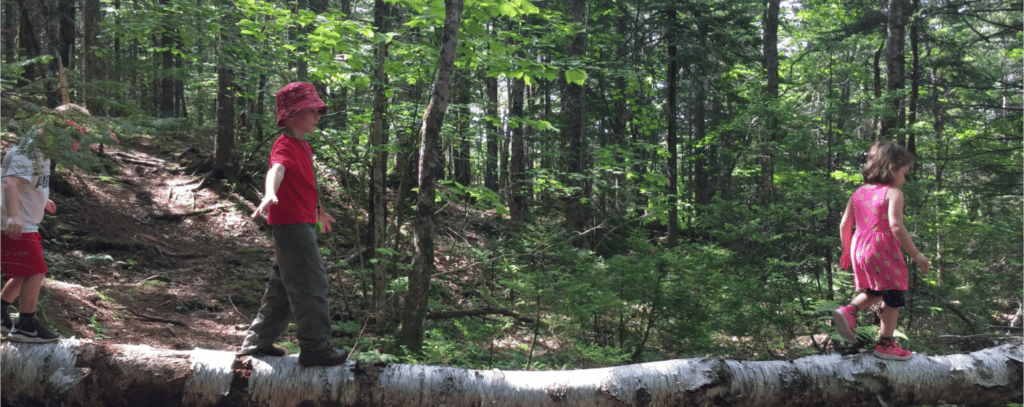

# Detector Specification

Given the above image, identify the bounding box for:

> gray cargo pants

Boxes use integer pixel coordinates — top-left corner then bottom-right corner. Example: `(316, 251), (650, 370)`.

(240, 223), (332, 353)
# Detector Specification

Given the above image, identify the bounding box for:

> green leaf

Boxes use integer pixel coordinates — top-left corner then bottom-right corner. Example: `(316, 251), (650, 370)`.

(565, 69), (586, 85)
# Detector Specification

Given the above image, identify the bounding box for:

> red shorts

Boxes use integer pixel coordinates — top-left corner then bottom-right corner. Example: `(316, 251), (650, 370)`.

(2, 233), (48, 277)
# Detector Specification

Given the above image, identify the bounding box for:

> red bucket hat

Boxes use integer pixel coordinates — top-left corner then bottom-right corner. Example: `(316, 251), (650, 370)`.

(276, 82), (328, 127)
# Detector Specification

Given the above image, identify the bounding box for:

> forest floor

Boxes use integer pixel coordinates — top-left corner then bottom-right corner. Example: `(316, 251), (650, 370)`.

(1, 132), (303, 352)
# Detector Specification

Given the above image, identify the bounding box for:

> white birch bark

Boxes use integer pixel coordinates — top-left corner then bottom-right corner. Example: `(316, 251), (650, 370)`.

(2, 339), (1020, 407)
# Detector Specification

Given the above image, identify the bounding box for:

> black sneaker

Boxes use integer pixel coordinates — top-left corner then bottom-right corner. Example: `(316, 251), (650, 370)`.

(8, 315), (60, 343)
(298, 344), (349, 367)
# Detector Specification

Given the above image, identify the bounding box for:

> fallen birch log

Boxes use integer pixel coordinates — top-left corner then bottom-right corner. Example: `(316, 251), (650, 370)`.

(1, 339), (1019, 407)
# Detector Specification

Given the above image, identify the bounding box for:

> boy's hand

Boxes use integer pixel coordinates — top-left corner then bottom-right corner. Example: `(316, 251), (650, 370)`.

(318, 211), (335, 233)
(45, 199), (57, 214)
(251, 194), (279, 219)
(3, 217), (24, 238)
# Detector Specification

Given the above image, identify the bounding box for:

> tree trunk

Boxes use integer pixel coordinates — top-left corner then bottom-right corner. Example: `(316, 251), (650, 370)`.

(758, 0), (780, 207)
(693, 79), (711, 210)
(211, 64), (235, 180)
(295, 0), (309, 81)
(906, 0), (920, 158)
(2, 0), (18, 63)
(206, 3), (237, 180)
(369, 0), (392, 323)
(112, 0), (121, 84)
(42, 0), (67, 107)
(453, 72), (472, 188)
(398, 0), (463, 352)
(158, 0), (175, 117)
(335, 0), (351, 132)
(484, 74), (499, 192)
(3, 340), (1019, 407)
(82, 0), (103, 113)
(509, 73), (527, 221)
(17, 0), (44, 83)
(878, 0), (905, 140)
(562, 0), (588, 243)
(176, 54), (186, 118)
(499, 103), (510, 206)
(665, 8), (679, 248)
(58, 0), (74, 69)
(714, 95), (733, 200)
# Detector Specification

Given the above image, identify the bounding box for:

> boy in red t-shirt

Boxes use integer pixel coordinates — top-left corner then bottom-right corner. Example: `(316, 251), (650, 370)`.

(239, 82), (348, 367)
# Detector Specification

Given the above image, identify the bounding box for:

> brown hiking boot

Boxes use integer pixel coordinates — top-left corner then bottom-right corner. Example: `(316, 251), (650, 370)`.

(238, 345), (288, 357)
(298, 344), (349, 367)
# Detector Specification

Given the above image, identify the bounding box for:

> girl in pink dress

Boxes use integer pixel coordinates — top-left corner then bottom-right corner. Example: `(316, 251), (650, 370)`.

(832, 142), (930, 360)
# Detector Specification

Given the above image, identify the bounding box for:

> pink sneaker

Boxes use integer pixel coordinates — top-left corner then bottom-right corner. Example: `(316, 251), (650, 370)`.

(874, 340), (912, 360)
(832, 305), (857, 342)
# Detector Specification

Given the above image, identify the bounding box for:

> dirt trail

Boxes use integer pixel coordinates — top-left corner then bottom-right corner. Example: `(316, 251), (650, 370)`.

(6, 134), (276, 351)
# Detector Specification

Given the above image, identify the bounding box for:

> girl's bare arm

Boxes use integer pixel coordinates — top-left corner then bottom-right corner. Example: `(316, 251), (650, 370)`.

(887, 188), (930, 274)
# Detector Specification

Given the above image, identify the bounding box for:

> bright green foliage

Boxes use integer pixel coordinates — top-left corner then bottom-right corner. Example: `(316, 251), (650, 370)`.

(0, 0), (1018, 370)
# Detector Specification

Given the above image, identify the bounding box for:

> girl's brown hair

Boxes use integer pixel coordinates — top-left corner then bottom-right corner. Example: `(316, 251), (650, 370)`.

(862, 142), (914, 185)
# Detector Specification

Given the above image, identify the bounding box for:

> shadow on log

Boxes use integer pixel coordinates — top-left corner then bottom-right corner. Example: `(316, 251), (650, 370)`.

(1, 339), (1020, 407)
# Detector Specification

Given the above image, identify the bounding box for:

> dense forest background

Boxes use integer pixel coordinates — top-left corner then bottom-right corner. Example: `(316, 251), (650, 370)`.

(1, 0), (1021, 368)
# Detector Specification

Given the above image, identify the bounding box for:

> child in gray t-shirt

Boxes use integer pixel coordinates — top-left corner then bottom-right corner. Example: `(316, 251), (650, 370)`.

(2, 104), (90, 342)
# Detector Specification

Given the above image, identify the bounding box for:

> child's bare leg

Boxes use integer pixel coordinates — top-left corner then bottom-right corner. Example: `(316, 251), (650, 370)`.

(1, 277), (25, 303)
(16, 274), (46, 313)
(879, 305), (899, 337)
(851, 292), (882, 310)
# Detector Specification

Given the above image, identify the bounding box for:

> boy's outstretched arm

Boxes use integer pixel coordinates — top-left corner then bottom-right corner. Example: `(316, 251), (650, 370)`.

(251, 164), (285, 219)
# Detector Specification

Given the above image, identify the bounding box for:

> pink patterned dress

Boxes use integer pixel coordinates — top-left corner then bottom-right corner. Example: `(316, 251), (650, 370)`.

(850, 185), (908, 291)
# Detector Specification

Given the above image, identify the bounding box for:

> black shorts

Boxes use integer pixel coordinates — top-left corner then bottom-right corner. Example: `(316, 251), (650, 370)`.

(865, 289), (906, 308)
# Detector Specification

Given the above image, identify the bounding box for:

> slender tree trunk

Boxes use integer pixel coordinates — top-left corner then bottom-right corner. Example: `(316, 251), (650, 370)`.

(295, 0), (309, 81)
(2, 0), (18, 63)
(207, 1), (238, 179)
(878, 0), (905, 140)
(499, 83), (511, 206)
(398, 0), (462, 352)
(692, 10), (715, 214)
(369, 0), (392, 322)
(665, 9), (679, 248)
(758, 0), (780, 206)
(3, 341), (1019, 407)
(872, 40), (883, 136)
(42, 0), (65, 107)
(563, 0), (588, 243)
(18, 0), (44, 83)
(112, 0), (121, 84)
(907, 0), (920, 157)
(83, 0), (104, 113)
(825, 60), (837, 301)
(176, 54), (187, 117)
(158, 0), (175, 117)
(254, 73), (267, 146)
(509, 70), (527, 221)
(336, 0), (351, 133)
(58, 0), (73, 68)
(453, 73), (471, 187)
(211, 65), (236, 179)
(484, 74), (499, 192)
(930, 63), (945, 280)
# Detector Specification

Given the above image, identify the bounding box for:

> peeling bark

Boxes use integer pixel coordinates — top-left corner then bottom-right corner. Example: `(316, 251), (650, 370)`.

(2, 340), (1019, 407)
